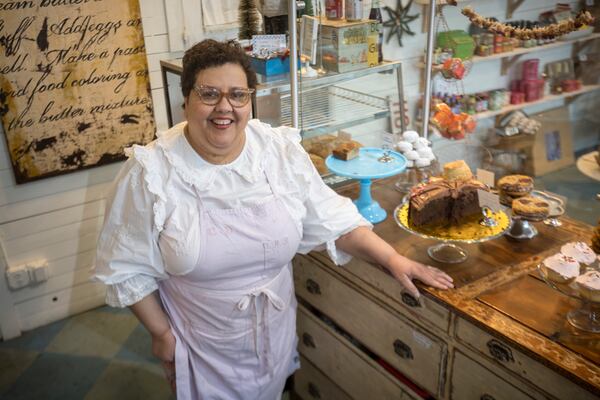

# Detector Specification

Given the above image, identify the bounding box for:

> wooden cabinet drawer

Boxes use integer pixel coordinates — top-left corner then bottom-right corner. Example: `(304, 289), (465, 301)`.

(294, 257), (446, 396)
(455, 317), (597, 400)
(297, 305), (418, 400)
(334, 256), (450, 332)
(295, 356), (352, 400)
(450, 350), (537, 400)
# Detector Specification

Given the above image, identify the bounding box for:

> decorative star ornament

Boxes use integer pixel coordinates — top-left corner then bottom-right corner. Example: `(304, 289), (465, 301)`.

(383, 0), (419, 47)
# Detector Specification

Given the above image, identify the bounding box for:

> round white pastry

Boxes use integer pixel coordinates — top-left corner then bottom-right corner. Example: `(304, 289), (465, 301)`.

(413, 141), (428, 150)
(417, 147), (435, 160)
(560, 242), (597, 266)
(405, 160), (414, 168)
(575, 270), (600, 302)
(415, 137), (431, 147)
(415, 158), (431, 167)
(404, 150), (419, 161)
(541, 253), (580, 283)
(402, 130), (419, 143)
(396, 141), (413, 153)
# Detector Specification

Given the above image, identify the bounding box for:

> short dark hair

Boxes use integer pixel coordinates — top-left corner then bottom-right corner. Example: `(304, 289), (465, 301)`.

(181, 39), (257, 98)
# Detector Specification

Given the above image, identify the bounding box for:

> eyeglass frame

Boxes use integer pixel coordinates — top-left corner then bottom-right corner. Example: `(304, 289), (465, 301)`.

(192, 84), (255, 108)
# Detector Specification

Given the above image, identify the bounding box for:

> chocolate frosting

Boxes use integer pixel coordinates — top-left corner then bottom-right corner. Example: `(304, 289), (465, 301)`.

(410, 177), (487, 210)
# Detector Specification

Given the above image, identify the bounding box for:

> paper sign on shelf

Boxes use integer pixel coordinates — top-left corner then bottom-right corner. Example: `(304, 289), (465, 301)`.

(477, 168), (495, 188)
(381, 131), (395, 149)
(251, 34), (287, 54)
(478, 189), (501, 212)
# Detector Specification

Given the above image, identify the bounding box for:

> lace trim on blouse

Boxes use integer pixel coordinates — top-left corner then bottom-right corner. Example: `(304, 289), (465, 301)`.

(105, 274), (158, 308)
(124, 144), (167, 233)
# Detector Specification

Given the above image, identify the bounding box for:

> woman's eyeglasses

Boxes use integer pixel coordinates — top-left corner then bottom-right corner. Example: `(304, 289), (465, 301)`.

(193, 85), (255, 107)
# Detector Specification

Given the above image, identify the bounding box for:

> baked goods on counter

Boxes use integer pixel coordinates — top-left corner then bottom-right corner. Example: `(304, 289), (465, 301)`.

(309, 153), (328, 175)
(332, 142), (359, 161)
(511, 196), (550, 220)
(575, 270), (600, 302)
(442, 160), (472, 182)
(560, 242), (597, 266)
(304, 135), (363, 172)
(395, 131), (435, 168)
(408, 161), (489, 227)
(592, 221), (600, 253)
(541, 253), (580, 283)
(497, 174), (534, 198)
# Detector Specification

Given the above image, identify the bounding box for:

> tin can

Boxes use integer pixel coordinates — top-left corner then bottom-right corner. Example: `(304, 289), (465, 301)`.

(326, 0), (343, 20)
(345, 0), (363, 21)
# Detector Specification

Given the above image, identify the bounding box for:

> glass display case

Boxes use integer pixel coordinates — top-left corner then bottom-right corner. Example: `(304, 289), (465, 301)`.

(159, 59), (407, 186)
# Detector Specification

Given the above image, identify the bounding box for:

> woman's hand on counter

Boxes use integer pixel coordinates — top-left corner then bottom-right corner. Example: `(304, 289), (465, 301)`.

(335, 226), (453, 298)
(385, 253), (454, 299)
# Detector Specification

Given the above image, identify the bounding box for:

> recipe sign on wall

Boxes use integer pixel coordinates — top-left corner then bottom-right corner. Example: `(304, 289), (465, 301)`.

(0, 0), (155, 184)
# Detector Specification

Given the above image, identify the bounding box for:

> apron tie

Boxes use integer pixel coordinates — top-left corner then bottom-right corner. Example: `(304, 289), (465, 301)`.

(236, 288), (285, 375)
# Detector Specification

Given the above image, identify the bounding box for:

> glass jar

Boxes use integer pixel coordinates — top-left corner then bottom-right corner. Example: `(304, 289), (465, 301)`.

(394, 160), (440, 194)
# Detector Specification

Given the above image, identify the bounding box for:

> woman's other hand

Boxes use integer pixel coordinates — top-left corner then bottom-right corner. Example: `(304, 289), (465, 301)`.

(152, 329), (177, 393)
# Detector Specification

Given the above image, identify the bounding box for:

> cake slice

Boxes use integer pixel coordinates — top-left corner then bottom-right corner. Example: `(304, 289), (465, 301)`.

(332, 142), (359, 161)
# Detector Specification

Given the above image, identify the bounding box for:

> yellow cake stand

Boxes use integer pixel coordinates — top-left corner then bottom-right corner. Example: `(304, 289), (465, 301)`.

(394, 202), (511, 263)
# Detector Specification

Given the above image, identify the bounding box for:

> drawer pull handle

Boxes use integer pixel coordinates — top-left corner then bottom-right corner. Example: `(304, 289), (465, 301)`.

(303, 332), (316, 348)
(308, 382), (321, 399)
(306, 279), (321, 295)
(487, 339), (514, 363)
(480, 395), (496, 400)
(393, 339), (414, 359)
(401, 292), (421, 307)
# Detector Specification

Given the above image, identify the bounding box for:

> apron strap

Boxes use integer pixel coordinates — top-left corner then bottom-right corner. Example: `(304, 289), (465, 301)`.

(236, 287), (285, 376)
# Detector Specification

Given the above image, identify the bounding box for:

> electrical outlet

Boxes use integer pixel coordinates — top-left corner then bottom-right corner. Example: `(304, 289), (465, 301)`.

(28, 260), (49, 283)
(6, 264), (30, 289)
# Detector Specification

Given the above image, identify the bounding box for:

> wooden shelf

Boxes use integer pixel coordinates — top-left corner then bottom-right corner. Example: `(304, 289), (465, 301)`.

(472, 84), (600, 120)
(472, 32), (600, 63)
(418, 32), (600, 71)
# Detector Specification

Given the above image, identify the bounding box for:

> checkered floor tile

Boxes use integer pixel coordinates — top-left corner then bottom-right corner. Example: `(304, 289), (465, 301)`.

(0, 306), (174, 400)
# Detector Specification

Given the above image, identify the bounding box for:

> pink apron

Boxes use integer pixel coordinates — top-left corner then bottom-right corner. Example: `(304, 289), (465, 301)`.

(158, 170), (302, 399)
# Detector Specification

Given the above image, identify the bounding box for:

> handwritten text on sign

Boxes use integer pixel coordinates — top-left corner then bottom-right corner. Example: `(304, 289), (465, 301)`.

(0, 0), (155, 183)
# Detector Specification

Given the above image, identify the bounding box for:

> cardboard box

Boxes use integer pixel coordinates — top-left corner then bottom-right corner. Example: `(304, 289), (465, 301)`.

(524, 107), (574, 176)
(320, 18), (375, 73)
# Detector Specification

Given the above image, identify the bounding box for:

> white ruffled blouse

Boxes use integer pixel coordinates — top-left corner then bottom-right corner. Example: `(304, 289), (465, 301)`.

(93, 119), (371, 307)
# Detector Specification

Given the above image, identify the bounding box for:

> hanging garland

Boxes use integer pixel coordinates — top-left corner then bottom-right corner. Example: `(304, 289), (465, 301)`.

(461, 6), (595, 40)
(383, 0), (419, 47)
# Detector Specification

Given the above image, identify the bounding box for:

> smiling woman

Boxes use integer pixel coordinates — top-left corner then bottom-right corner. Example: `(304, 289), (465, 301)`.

(93, 39), (453, 400)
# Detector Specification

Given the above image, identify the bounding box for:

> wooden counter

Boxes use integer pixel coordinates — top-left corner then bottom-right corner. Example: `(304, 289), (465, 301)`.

(293, 177), (599, 400)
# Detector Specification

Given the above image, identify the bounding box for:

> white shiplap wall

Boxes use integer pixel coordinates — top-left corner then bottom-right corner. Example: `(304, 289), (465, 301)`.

(0, 0), (182, 339)
(1, 0), (598, 339)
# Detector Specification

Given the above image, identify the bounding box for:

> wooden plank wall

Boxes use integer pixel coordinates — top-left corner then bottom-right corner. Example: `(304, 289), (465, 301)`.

(0, 0), (180, 337)
(0, 0), (597, 338)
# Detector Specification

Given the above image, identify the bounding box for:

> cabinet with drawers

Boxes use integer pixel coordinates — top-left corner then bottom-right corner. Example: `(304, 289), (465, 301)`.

(292, 178), (600, 400)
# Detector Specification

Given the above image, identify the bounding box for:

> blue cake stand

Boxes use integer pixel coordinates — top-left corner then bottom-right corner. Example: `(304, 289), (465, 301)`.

(326, 147), (407, 223)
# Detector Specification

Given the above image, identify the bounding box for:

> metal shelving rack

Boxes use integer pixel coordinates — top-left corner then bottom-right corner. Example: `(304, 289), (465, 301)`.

(159, 59), (405, 136)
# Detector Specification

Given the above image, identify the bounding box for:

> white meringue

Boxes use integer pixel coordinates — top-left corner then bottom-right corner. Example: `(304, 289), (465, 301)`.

(404, 150), (419, 160)
(402, 130), (419, 143)
(417, 147), (435, 159)
(415, 158), (431, 167)
(396, 141), (413, 153)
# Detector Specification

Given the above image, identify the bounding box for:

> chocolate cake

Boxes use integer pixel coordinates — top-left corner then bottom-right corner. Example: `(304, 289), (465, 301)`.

(408, 176), (488, 227)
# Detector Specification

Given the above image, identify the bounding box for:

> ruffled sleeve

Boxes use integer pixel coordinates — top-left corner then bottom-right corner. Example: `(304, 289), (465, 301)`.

(275, 127), (372, 265)
(93, 156), (168, 307)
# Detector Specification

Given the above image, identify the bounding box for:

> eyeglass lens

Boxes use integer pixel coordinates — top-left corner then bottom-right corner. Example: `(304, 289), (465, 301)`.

(196, 86), (252, 107)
